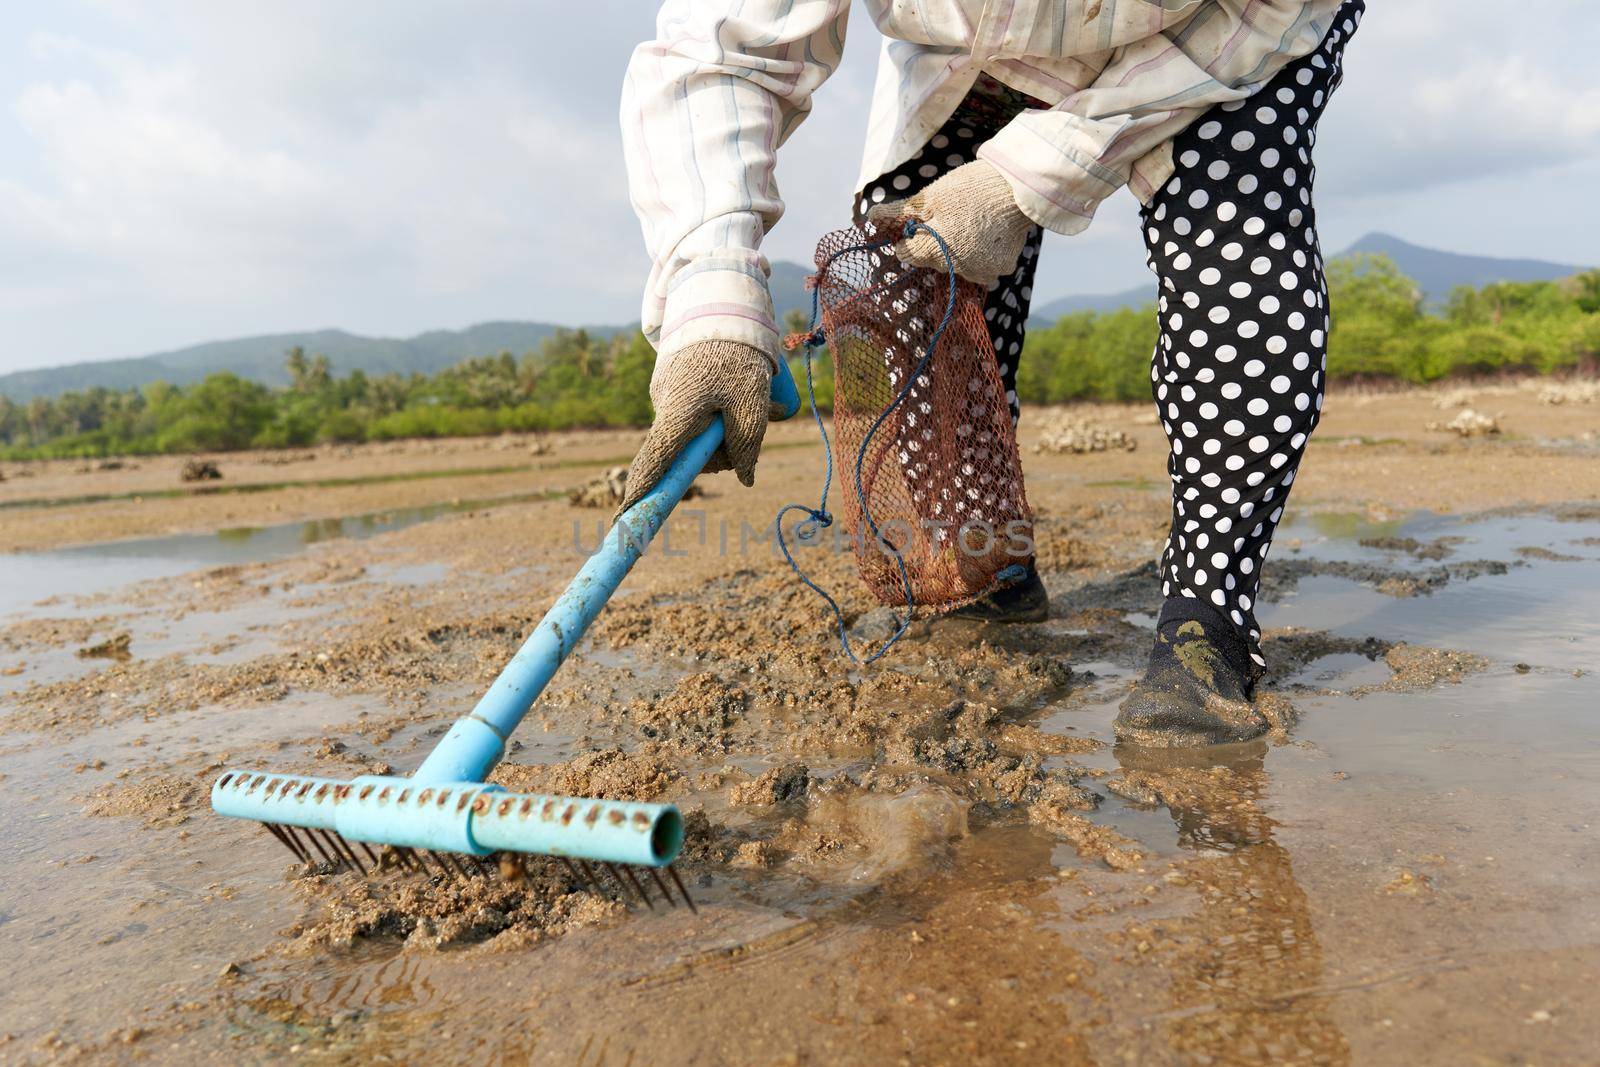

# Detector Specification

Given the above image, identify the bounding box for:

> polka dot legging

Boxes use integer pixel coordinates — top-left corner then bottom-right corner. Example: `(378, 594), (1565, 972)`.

(855, 1), (1363, 660)
(1143, 0), (1362, 666)
(853, 73), (1046, 426)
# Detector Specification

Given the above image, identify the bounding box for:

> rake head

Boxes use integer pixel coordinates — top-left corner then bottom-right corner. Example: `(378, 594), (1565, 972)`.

(208, 364), (803, 918)
(213, 769), (696, 911)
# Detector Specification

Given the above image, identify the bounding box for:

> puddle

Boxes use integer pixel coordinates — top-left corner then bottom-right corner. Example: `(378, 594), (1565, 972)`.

(0, 463), (546, 514)
(1267, 510), (1600, 671)
(0, 492), (554, 619)
(1283, 650), (1393, 690)
(1, 505), (1598, 1061)
(0, 693), (382, 1045)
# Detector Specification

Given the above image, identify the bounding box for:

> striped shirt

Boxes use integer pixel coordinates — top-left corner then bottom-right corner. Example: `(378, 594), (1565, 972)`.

(622, 0), (1348, 373)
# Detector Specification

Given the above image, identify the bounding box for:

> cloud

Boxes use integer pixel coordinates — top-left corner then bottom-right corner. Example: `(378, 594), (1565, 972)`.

(2, 1), (1597, 371)
(1316, 1), (1600, 199)
(0, 4), (656, 367)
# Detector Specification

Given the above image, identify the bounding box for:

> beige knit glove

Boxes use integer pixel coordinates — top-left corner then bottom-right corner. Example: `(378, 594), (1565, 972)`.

(866, 159), (1034, 286)
(618, 339), (780, 516)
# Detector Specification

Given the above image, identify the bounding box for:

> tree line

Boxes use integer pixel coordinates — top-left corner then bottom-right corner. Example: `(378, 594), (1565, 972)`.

(2, 254), (1597, 459)
(0, 329), (655, 459)
(1016, 254), (1600, 403)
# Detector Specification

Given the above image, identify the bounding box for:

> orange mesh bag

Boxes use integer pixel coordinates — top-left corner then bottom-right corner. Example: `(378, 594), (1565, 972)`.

(782, 219), (1034, 629)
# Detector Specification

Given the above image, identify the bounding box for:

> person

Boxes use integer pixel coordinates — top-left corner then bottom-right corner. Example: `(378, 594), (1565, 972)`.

(619, 0), (1364, 746)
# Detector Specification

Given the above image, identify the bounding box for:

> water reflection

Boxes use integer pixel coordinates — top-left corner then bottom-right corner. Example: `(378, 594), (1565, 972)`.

(0, 491), (554, 618)
(1111, 742), (1351, 1065)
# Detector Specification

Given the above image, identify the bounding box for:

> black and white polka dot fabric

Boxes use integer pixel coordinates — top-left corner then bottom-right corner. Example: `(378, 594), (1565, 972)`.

(853, 74), (1046, 426)
(853, 3), (1361, 657)
(1142, 0), (1363, 667)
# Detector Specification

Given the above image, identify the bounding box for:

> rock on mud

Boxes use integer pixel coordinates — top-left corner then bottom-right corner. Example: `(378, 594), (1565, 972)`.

(567, 465), (702, 508)
(730, 762), (811, 807)
(1427, 409), (1501, 437)
(76, 632), (133, 661)
(287, 867), (623, 954)
(629, 673), (748, 754)
(180, 458), (223, 482)
(1033, 414), (1137, 455)
(1536, 380), (1600, 405)
(1029, 805), (1143, 871)
(84, 775), (202, 828)
(1379, 643), (1487, 690)
(491, 748), (681, 802)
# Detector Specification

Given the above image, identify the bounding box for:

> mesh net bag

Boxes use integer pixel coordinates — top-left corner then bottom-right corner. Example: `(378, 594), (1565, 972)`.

(790, 220), (1034, 615)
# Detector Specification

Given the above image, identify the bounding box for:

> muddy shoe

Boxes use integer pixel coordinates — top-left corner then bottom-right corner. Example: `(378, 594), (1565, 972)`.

(947, 566), (1049, 624)
(1115, 600), (1268, 747)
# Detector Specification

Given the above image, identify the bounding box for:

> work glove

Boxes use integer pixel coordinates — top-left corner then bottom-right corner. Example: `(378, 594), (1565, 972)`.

(866, 159), (1034, 287)
(617, 339), (780, 516)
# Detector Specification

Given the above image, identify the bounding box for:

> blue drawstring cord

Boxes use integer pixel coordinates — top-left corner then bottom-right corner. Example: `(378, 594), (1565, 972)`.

(776, 219), (959, 665)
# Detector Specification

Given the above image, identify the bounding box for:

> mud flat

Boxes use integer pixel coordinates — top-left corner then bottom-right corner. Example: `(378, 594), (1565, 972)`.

(1, 380), (1599, 1064)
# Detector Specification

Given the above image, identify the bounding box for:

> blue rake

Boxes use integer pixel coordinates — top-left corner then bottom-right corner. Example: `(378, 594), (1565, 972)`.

(211, 359), (804, 912)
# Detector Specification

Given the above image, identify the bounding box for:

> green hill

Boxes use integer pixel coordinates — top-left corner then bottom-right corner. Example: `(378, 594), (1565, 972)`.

(4, 235), (1589, 403)
(1030, 233), (1591, 324)
(0, 322), (617, 402)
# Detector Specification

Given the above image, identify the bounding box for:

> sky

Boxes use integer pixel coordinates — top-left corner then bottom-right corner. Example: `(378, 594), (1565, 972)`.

(1, 1), (1597, 374)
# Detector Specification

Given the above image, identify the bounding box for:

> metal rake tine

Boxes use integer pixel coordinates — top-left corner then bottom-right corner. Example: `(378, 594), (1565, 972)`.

(648, 866), (677, 909)
(578, 860), (628, 906)
(282, 825), (315, 865)
(577, 860), (606, 897)
(328, 832), (365, 871)
(617, 865), (654, 912)
(668, 865), (698, 913)
(261, 822), (306, 863)
(602, 863), (640, 908)
(331, 832), (363, 871)
(302, 828), (341, 870)
(260, 825), (300, 863)
(424, 851), (458, 882)
(320, 831), (355, 870)
(560, 857), (587, 890)
(308, 831), (344, 870)
(394, 847), (423, 875)
(442, 852), (475, 880)
(352, 839), (382, 872)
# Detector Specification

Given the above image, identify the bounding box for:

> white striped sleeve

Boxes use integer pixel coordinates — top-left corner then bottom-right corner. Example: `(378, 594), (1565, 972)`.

(621, 0), (850, 377)
(977, 0), (1343, 234)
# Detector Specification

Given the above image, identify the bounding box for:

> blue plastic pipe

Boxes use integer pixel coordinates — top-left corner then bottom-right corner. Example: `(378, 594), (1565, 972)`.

(210, 358), (801, 867)
(415, 360), (801, 785)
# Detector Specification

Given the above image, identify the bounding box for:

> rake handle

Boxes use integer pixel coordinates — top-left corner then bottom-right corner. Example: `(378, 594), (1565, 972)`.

(413, 359), (802, 785)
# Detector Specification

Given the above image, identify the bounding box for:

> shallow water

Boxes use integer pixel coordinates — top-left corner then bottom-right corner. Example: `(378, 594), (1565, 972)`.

(0, 491), (551, 619)
(2, 506), (1598, 1062)
(1269, 509), (1600, 670)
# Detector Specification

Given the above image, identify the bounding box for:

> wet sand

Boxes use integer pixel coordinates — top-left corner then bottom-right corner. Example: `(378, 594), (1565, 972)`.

(1, 379), (1598, 1064)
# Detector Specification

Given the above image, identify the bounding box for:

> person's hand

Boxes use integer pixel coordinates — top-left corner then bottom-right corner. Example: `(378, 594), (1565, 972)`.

(866, 159), (1034, 286)
(617, 339), (780, 516)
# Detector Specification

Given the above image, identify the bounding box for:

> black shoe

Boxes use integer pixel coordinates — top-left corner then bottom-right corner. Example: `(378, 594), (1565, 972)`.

(946, 566), (1049, 624)
(1114, 599), (1268, 748)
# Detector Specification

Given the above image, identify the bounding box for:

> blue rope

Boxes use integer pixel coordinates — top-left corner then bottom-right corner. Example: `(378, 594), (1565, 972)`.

(776, 220), (959, 665)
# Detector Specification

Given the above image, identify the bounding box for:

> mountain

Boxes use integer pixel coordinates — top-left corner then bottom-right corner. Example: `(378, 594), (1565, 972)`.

(4, 236), (1589, 401)
(1028, 285), (1154, 322)
(0, 321), (622, 402)
(1340, 232), (1587, 301)
(1029, 232), (1591, 325)
(769, 260), (817, 326)
(0, 267), (824, 402)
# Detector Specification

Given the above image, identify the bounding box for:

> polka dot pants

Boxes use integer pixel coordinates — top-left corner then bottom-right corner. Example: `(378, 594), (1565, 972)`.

(853, 74), (1046, 426)
(854, 2), (1362, 660)
(1143, 0), (1363, 666)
